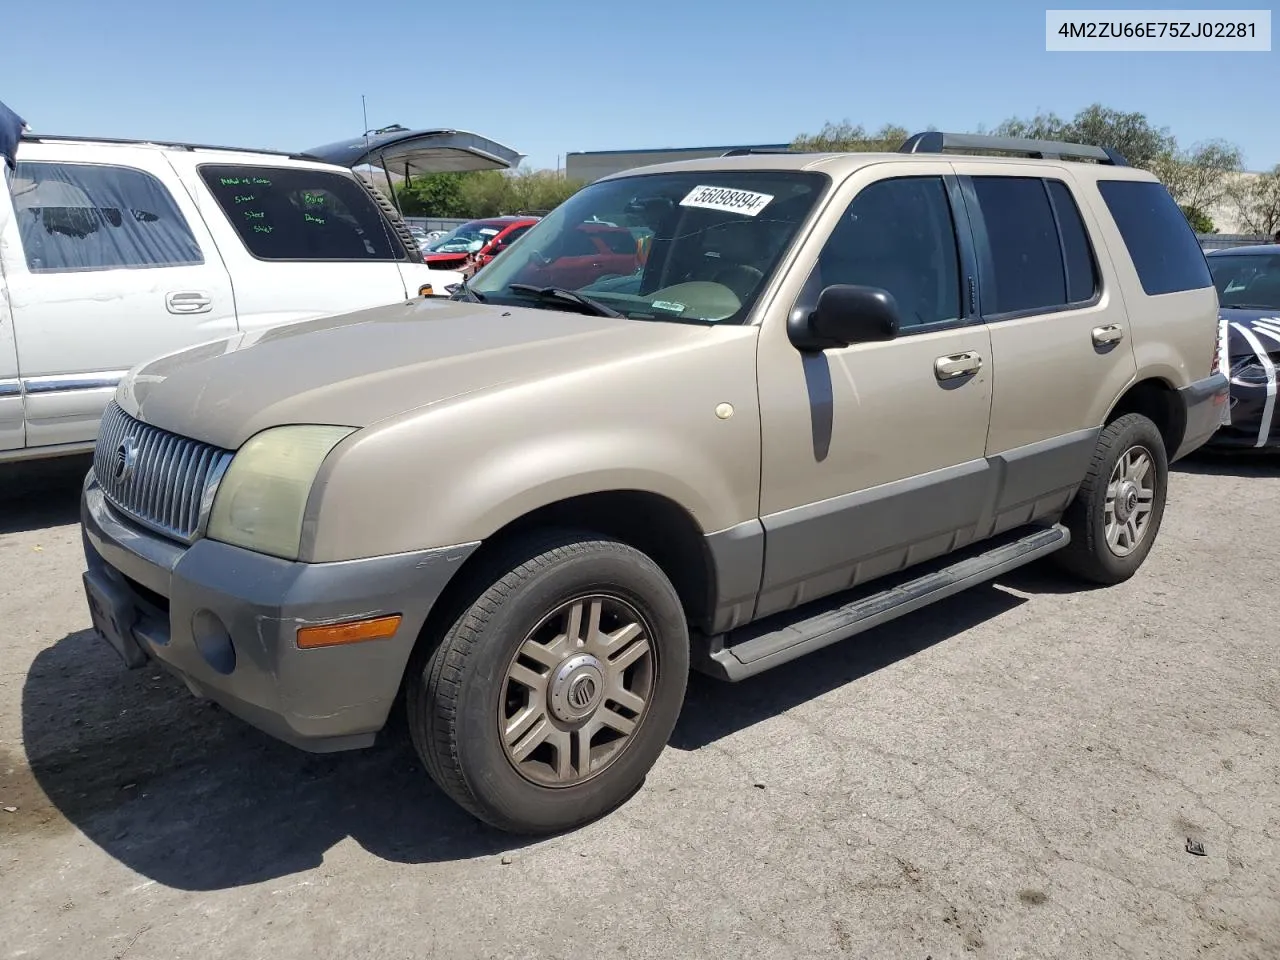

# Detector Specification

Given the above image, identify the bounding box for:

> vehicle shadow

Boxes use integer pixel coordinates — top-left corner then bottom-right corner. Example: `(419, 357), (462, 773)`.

(20, 584), (1028, 891)
(19, 629), (531, 892)
(671, 582), (1027, 750)
(1173, 449), (1280, 478)
(0, 454), (91, 535)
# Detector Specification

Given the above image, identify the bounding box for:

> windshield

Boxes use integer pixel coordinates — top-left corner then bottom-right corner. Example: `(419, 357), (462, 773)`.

(467, 170), (829, 323)
(427, 221), (505, 253)
(1209, 253), (1280, 310)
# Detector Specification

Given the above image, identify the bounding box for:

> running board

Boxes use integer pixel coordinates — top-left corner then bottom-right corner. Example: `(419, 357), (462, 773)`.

(697, 524), (1070, 681)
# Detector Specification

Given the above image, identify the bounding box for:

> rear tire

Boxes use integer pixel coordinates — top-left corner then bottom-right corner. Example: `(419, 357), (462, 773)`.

(1054, 413), (1168, 585)
(405, 530), (689, 834)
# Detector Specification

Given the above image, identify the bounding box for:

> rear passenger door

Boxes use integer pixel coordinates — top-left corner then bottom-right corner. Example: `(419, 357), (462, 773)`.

(950, 163), (1138, 532)
(2, 147), (237, 450)
(173, 159), (412, 330)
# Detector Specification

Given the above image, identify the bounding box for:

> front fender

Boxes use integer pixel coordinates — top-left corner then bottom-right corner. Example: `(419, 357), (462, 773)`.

(301, 330), (763, 562)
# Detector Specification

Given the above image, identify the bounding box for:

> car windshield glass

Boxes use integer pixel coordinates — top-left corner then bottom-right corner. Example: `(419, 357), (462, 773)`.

(467, 170), (829, 324)
(1209, 253), (1280, 309)
(427, 222), (503, 253)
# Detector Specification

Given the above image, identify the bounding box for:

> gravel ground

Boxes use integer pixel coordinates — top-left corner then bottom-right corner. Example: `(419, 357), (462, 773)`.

(1, 451), (1278, 960)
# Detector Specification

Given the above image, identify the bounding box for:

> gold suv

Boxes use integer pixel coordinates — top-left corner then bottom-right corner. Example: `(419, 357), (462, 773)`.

(80, 132), (1228, 834)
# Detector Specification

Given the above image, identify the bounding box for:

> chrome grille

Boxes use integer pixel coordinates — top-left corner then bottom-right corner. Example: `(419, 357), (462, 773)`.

(93, 402), (233, 543)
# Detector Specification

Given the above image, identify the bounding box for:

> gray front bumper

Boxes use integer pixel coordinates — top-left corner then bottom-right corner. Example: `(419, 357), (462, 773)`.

(80, 474), (478, 752)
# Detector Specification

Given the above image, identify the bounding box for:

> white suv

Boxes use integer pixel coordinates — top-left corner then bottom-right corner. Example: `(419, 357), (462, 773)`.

(0, 135), (462, 462)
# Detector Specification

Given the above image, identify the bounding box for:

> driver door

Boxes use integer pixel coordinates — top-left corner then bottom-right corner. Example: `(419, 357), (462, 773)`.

(753, 163), (995, 618)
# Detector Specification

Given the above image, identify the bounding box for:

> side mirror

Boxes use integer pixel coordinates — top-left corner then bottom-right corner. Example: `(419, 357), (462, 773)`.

(790, 284), (901, 350)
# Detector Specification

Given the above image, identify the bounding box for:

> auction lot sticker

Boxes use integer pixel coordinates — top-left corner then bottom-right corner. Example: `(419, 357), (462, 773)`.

(680, 185), (775, 217)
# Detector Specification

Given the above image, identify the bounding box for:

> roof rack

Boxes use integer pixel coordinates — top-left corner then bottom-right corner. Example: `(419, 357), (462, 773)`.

(719, 147), (803, 157)
(19, 133), (320, 162)
(898, 131), (1128, 166)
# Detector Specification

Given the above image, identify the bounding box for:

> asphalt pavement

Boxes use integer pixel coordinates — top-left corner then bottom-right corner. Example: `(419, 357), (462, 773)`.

(1, 452), (1277, 960)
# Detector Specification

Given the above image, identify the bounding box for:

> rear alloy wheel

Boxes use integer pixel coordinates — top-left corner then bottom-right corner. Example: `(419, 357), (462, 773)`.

(1103, 445), (1157, 557)
(1055, 412), (1169, 585)
(406, 531), (689, 834)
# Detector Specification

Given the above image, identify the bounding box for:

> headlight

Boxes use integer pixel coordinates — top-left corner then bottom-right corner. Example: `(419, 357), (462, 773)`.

(207, 424), (356, 561)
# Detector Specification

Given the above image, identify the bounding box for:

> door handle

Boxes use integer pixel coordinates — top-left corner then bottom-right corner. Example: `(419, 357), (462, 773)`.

(166, 291), (212, 314)
(934, 351), (982, 380)
(1092, 324), (1124, 346)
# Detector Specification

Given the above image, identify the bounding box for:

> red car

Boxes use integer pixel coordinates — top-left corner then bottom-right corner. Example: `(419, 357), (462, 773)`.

(508, 222), (643, 287)
(422, 216), (539, 271)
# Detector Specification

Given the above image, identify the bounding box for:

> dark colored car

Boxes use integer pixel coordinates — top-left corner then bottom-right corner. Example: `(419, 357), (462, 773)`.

(1206, 244), (1280, 450)
(422, 216), (539, 271)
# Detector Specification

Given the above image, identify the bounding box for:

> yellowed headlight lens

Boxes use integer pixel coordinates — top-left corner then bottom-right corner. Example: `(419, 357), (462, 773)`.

(207, 425), (355, 560)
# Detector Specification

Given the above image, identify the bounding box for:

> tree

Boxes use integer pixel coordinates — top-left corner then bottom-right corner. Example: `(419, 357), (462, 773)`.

(395, 172), (468, 218)
(1180, 205), (1215, 234)
(1063, 104), (1176, 170)
(1151, 139), (1243, 214)
(795, 104), (1258, 233)
(503, 169), (587, 213)
(1229, 164), (1280, 236)
(994, 103), (1176, 169)
(394, 168), (587, 219)
(791, 121), (912, 152)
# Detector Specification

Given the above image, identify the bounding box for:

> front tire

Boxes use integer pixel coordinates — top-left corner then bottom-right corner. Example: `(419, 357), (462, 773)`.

(1054, 413), (1169, 585)
(406, 530), (690, 834)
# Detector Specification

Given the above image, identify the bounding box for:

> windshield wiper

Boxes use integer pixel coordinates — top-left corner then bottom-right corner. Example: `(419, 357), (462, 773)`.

(1224, 303), (1279, 310)
(508, 284), (621, 318)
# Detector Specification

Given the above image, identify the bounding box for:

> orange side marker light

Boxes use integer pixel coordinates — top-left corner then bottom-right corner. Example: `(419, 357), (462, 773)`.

(297, 614), (402, 649)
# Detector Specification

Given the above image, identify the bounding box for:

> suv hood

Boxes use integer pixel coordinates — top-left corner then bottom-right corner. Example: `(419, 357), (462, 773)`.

(116, 298), (724, 450)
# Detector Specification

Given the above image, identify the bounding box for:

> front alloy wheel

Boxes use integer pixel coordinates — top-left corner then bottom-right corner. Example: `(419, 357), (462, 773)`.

(406, 531), (689, 834)
(499, 594), (655, 787)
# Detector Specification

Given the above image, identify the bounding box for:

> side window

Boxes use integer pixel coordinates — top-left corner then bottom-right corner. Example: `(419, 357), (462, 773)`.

(970, 176), (1067, 315)
(197, 164), (405, 262)
(499, 225), (531, 246)
(10, 161), (204, 273)
(814, 176), (962, 328)
(1045, 180), (1100, 303)
(1096, 179), (1213, 296)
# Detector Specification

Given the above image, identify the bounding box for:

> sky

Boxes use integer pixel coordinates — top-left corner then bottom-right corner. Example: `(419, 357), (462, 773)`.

(3, 0), (1277, 172)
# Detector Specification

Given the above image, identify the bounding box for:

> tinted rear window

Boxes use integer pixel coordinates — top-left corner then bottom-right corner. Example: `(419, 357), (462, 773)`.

(971, 176), (1066, 314)
(199, 164), (404, 261)
(1096, 179), (1212, 296)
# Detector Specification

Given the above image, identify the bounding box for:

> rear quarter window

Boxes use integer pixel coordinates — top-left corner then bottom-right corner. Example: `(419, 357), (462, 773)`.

(1096, 179), (1212, 296)
(198, 164), (406, 262)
